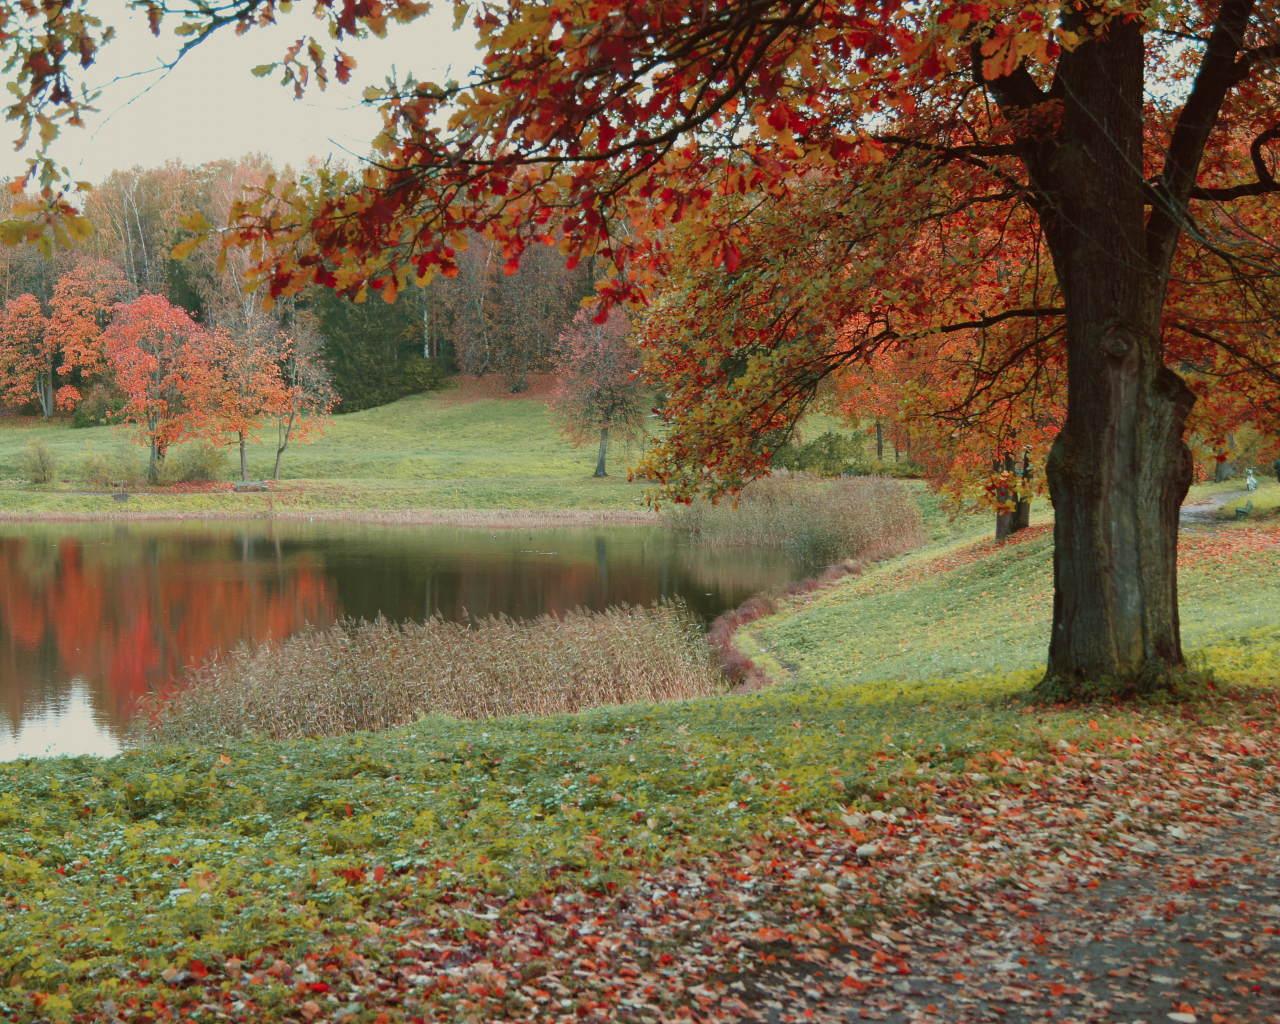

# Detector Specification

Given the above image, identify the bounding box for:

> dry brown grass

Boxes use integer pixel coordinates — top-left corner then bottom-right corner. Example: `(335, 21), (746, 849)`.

(663, 473), (926, 566)
(134, 602), (720, 743)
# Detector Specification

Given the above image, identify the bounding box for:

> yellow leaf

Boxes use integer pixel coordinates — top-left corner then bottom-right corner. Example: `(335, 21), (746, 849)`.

(252, 64), (276, 77)
(179, 211), (212, 233)
(170, 238), (201, 261)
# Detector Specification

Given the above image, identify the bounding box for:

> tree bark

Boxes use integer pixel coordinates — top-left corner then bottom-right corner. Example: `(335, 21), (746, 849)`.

(1038, 21), (1196, 686)
(875, 420), (883, 461)
(594, 426), (609, 477)
(240, 432), (248, 482)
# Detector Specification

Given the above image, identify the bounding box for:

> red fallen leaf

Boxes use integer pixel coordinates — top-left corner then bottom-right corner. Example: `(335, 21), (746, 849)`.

(588, 773), (604, 785)
(374, 865), (386, 882)
(1107, 966), (1133, 977)
(300, 1000), (322, 1020)
(1050, 983), (1067, 996)
(187, 960), (208, 979)
(308, 982), (330, 993)
(1088, 720), (1100, 732)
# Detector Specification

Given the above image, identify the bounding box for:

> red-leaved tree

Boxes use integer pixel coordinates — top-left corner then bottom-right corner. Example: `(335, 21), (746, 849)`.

(549, 307), (647, 478)
(205, 315), (286, 482)
(0, 293), (62, 418)
(103, 295), (213, 483)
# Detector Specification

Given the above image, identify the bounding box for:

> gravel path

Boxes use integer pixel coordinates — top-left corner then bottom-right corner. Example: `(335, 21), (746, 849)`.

(737, 799), (1280, 1024)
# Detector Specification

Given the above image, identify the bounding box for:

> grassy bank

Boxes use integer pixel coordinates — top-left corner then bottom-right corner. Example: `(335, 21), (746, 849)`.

(735, 520), (1280, 697)
(1, 484), (1278, 1020)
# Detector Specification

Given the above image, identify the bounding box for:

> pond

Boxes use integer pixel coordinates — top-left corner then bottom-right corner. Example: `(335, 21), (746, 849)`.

(0, 521), (805, 760)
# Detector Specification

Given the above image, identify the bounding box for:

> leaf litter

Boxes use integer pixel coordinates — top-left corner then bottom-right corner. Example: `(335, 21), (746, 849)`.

(5, 688), (1278, 1024)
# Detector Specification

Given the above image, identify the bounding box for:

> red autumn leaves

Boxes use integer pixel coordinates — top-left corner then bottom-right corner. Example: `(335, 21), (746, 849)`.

(0, 273), (334, 482)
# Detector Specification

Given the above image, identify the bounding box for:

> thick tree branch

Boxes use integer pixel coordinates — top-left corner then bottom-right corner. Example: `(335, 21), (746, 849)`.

(1171, 321), (1280, 388)
(1148, 0), (1257, 272)
(1188, 126), (1280, 199)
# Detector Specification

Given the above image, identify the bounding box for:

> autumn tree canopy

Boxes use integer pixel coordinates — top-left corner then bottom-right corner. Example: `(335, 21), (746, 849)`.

(549, 306), (647, 478)
(4, 0), (1280, 694)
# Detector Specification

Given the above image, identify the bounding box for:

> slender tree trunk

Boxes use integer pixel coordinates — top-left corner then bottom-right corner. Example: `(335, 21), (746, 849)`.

(274, 412), (295, 480)
(594, 426), (609, 477)
(149, 437), (159, 485)
(1040, 23), (1195, 687)
(239, 431), (248, 481)
(875, 420), (883, 461)
(1012, 454), (1032, 533)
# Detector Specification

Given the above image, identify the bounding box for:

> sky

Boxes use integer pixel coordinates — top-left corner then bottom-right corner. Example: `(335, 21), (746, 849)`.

(7, 0), (482, 186)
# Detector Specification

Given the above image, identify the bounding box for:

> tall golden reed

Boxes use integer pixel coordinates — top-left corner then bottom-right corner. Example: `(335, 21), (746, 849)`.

(135, 601), (720, 743)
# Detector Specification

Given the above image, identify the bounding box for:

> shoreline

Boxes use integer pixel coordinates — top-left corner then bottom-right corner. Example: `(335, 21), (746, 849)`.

(0, 506), (663, 528)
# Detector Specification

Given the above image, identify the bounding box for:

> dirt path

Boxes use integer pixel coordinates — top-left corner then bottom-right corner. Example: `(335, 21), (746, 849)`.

(1180, 491), (1253, 528)
(737, 799), (1280, 1024)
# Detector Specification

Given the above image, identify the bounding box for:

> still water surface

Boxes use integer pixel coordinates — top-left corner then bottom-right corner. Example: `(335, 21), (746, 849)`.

(0, 521), (802, 760)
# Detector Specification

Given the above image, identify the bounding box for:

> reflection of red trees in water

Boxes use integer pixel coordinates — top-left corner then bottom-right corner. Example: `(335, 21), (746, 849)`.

(0, 532), (336, 735)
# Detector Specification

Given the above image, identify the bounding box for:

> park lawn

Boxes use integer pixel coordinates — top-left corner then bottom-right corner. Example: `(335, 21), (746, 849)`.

(0, 390), (654, 486)
(736, 519), (1280, 699)
(0, 389), (658, 516)
(0, 476), (651, 517)
(1208, 474), (1280, 520)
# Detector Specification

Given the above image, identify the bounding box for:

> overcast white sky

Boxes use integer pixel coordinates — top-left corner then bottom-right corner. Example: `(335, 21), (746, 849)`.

(8, 0), (481, 185)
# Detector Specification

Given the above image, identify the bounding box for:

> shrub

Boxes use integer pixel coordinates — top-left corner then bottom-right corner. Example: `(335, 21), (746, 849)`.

(135, 601), (720, 744)
(663, 472), (927, 566)
(18, 439), (58, 484)
(79, 445), (145, 487)
(157, 443), (229, 484)
(398, 353), (450, 395)
(772, 430), (868, 476)
(71, 385), (126, 428)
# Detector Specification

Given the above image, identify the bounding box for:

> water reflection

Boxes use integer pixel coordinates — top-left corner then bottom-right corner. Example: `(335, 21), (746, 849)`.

(0, 521), (801, 759)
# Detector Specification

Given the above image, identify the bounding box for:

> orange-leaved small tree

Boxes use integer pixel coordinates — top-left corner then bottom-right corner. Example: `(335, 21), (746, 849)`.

(49, 258), (133, 401)
(0, 293), (66, 419)
(549, 307), (646, 478)
(104, 295), (213, 483)
(268, 312), (336, 481)
(205, 315), (287, 482)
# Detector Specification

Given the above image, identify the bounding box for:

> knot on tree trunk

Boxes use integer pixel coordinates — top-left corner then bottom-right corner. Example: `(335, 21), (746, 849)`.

(1100, 323), (1140, 361)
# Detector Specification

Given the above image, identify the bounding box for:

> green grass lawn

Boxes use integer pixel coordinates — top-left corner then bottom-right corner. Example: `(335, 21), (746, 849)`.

(736, 519), (1280, 699)
(0, 390), (656, 514)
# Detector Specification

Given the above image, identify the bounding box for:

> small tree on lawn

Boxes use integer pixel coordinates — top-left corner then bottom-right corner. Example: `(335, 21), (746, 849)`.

(268, 312), (336, 481)
(104, 295), (212, 484)
(549, 307), (645, 478)
(206, 315), (286, 482)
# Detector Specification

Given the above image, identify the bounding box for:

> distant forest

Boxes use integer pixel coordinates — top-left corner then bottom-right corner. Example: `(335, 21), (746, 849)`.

(0, 155), (596, 414)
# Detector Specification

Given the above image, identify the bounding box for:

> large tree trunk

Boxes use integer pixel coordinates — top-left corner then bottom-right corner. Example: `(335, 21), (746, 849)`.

(1039, 22), (1196, 689)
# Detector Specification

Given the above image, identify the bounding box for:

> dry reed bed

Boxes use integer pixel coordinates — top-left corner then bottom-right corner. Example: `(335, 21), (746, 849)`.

(663, 473), (926, 566)
(136, 602), (719, 744)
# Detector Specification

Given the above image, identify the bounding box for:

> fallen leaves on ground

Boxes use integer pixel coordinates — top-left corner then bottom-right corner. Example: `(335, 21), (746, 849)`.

(7, 690), (1276, 1023)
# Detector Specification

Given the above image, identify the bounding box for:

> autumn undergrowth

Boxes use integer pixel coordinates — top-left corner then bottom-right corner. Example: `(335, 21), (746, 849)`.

(662, 473), (926, 566)
(135, 603), (722, 745)
(3, 675), (1279, 1023)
